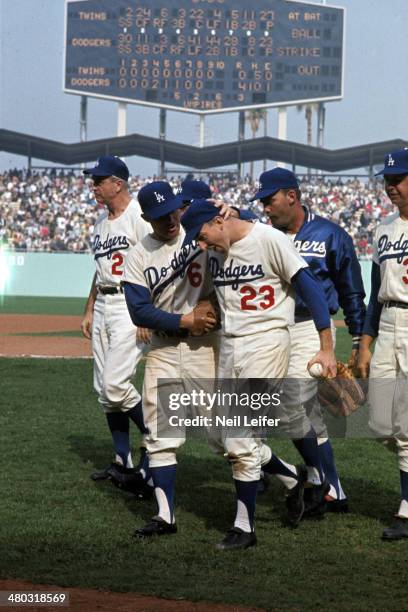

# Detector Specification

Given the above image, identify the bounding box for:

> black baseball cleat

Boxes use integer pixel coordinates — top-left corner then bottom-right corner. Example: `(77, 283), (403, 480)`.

(303, 478), (330, 517)
(285, 464), (308, 528)
(135, 482), (155, 500)
(325, 497), (349, 514)
(90, 466), (111, 481)
(107, 463), (145, 491)
(216, 527), (257, 551)
(133, 516), (177, 539)
(382, 517), (408, 541)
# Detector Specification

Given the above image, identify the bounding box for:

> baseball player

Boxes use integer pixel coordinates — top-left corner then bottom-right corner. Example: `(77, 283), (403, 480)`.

(181, 200), (337, 544)
(251, 167), (366, 514)
(178, 178), (212, 204)
(123, 183), (307, 550)
(178, 178), (258, 222)
(80, 155), (152, 494)
(357, 149), (408, 540)
(122, 181), (224, 541)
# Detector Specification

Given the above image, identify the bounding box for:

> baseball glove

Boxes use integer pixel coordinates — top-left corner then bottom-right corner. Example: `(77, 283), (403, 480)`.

(317, 361), (366, 417)
(190, 298), (221, 336)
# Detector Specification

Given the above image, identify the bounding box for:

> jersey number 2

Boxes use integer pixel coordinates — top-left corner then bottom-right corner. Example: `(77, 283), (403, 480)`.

(111, 253), (124, 276)
(240, 285), (275, 310)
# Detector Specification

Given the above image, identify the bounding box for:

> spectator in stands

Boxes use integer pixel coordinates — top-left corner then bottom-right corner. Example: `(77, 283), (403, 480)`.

(0, 169), (394, 256)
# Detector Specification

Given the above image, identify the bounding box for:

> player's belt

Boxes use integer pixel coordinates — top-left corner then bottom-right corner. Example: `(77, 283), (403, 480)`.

(294, 308), (313, 323)
(383, 300), (408, 309)
(98, 286), (120, 295)
(294, 314), (313, 323)
(154, 330), (189, 339)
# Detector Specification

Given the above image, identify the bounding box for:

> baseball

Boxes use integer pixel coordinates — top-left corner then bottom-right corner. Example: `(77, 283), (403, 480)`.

(309, 362), (324, 378)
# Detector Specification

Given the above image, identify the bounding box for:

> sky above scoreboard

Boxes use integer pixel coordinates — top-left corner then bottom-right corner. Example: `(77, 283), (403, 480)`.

(0, 0), (407, 176)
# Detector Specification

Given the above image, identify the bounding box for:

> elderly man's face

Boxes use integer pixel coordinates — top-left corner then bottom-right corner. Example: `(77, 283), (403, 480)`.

(91, 175), (123, 204)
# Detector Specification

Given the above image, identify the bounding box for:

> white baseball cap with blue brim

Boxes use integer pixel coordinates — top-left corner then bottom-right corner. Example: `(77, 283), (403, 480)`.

(137, 181), (184, 220)
(250, 167), (299, 201)
(375, 149), (408, 175)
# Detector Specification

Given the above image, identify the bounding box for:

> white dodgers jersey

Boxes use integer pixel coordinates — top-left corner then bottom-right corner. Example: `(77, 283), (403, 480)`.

(373, 212), (408, 303)
(124, 229), (212, 313)
(93, 199), (150, 287)
(208, 223), (307, 336)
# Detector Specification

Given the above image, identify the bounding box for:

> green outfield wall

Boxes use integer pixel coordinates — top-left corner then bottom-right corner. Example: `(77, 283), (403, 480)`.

(0, 250), (373, 299)
(0, 251), (94, 298)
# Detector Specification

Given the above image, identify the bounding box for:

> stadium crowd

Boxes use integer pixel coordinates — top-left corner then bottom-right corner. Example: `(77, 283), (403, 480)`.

(0, 168), (393, 257)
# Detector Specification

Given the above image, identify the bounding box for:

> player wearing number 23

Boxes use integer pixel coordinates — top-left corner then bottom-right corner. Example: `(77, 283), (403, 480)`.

(181, 200), (337, 545)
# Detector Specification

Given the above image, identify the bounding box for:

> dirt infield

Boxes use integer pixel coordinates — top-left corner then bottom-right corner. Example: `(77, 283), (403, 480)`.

(0, 315), (91, 357)
(0, 314), (345, 359)
(0, 580), (263, 612)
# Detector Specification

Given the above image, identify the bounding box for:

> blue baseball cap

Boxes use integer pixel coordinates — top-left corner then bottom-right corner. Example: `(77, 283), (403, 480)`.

(375, 149), (408, 175)
(250, 168), (299, 201)
(137, 181), (183, 220)
(178, 179), (212, 201)
(239, 209), (258, 221)
(83, 155), (129, 181)
(181, 200), (220, 246)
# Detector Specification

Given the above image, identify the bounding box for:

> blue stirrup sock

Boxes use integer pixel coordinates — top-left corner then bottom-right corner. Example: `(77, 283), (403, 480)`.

(127, 400), (149, 435)
(150, 465), (177, 524)
(233, 480), (258, 533)
(293, 429), (323, 484)
(106, 411), (132, 468)
(318, 439), (346, 499)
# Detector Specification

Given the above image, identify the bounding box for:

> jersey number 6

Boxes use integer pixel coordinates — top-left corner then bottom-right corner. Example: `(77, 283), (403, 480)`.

(240, 285), (275, 311)
(187, 262), (202, 287)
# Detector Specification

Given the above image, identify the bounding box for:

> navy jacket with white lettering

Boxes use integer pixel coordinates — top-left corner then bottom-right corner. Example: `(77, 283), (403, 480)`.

(291, 209), (366, 336)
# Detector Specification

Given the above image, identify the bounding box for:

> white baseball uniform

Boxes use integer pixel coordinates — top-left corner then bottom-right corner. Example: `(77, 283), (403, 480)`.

(92, 199), (150, 412)
(368, 212), (408, 474)
(208, 222), (308, 478)
(123, 230), (221, 468)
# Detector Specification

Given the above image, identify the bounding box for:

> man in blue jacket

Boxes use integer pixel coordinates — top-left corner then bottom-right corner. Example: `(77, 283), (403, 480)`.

(251, 168), (366, 514)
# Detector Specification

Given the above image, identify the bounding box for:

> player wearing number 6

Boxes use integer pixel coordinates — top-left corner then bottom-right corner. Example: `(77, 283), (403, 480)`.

(81, 156), (152, 491)
(122, 181), (225, 541)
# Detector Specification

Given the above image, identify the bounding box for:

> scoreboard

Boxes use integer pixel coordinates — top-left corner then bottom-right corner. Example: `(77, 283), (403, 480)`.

(64, 0), (345, 114)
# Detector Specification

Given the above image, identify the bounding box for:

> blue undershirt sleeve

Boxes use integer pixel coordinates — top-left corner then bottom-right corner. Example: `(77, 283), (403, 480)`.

(362, 262), (382, 337)
(291, 267), (331, 331)
(123, 282), (182, 331)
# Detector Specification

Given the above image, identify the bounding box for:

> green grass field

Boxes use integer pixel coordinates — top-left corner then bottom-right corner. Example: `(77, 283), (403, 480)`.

(0, 298), (404, 611)
(0, 296), (86, 316)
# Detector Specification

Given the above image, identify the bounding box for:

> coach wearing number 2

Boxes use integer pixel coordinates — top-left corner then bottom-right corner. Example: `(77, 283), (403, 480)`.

(80, 156), (151, 492)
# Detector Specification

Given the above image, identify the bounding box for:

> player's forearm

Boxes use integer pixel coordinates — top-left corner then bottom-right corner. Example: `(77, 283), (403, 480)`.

(318, 327), (334, 352)
(291, 268), (330, 331)
(123, 282), (182, 331)
(359, 333), (375, 351)
(84, 273), (97, 315)
(341, 296), (366, 337)
(335, 247), (366, 337)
